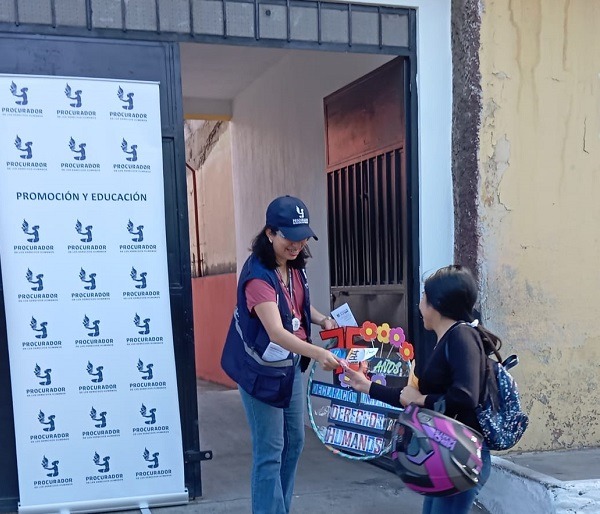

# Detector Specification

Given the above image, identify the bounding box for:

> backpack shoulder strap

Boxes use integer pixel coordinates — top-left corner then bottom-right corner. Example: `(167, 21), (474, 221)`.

(502, 354), (519, 372)
(443, 322), (489, 405)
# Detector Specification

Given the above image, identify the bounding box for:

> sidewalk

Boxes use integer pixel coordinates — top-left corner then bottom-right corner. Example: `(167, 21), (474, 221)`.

(186, 380), (600, 514)
(165, 381), (488, 513)
(120, 380), (486, 514)
(12, 380), (598, 513)
(478, 448), (600, 514)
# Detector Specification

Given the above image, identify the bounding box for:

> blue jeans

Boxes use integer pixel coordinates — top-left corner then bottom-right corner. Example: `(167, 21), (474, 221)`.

(238, 364), (305, 514)
(422, 447), (491, 514)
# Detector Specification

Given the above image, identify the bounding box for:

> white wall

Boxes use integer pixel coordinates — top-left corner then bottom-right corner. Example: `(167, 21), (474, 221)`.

(231, 0), (453, 314)
(231, 50), (390, 314)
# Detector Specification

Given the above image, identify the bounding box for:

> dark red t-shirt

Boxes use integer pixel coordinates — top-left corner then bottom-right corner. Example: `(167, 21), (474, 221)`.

(245, 268), (307, 340)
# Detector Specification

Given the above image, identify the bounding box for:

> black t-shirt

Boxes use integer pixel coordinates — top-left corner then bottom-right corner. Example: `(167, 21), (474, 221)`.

(369, 322), (485, 431)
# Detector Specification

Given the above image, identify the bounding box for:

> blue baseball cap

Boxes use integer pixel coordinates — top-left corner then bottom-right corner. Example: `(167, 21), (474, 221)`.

(265, 195), (318, 241)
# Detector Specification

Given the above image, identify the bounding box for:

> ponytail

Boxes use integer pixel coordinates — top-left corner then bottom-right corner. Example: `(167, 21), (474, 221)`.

(474, 324), (502, 362)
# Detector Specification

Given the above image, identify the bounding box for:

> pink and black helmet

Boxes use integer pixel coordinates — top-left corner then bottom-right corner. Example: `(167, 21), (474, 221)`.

(391, 404), (484, 497)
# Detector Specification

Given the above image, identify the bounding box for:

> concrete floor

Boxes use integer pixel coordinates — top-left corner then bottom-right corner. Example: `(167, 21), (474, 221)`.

(8, 381), (599, 513)
(117, 380), (487, 514)
(5, 379), (490, 514)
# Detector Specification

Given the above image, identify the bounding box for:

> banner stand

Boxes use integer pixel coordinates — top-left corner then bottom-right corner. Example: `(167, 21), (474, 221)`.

(19, 491), (189, 514)
(0, 74), (187, 513)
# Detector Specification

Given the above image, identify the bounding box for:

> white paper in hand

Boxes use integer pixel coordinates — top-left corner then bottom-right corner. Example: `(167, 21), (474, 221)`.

(331, 303), (358, 327)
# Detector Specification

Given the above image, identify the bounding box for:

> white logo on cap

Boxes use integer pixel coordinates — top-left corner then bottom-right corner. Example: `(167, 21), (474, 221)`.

(293, 206), (308, 225)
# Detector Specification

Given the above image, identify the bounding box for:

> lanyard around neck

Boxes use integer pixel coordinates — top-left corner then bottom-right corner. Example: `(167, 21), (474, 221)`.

(276, 267), (296, 315)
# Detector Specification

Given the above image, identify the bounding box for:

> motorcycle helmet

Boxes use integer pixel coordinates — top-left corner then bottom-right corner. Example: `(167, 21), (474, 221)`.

(391, 404), (483, 496)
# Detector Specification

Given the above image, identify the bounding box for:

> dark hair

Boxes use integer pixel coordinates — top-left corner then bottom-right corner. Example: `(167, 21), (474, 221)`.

(250, 225), (311, 270)
(424, 265), (502, 359)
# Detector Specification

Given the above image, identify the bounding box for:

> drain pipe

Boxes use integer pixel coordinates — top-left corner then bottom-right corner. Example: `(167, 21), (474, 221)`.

(186, 162), (202, 277)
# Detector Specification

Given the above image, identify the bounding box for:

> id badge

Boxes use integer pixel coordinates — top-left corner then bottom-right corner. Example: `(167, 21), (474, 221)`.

(292, 317), (301, 331)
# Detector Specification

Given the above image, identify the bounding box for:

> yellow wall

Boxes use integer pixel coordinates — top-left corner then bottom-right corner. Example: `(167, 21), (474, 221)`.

(479, 0), (600, 450)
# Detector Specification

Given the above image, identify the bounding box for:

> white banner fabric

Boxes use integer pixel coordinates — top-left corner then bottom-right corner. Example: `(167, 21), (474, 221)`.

(0, 74), (187, 513)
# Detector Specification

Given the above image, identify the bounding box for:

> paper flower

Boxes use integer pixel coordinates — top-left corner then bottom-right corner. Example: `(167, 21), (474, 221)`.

(399, 341), (414, 361)
(389, 327), (405, 348)
(385, 326), (406, 358)
(339, 371), (352, 388)
(371, 373), (387, 386)
(359, 321), (378, 342)
(376, 323), (391, 344)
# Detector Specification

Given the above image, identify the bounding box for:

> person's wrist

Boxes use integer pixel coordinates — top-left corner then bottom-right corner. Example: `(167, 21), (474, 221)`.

(314, 346), (328, 361)
(319, 316), (332, 328)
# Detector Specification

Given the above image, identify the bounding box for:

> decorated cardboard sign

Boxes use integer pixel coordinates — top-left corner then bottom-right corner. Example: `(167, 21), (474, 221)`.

(307, 320), (415, 460)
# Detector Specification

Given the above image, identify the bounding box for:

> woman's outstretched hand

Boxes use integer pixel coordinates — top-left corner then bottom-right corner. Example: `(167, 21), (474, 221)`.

(316, 348), (340, 371)
(340, 361), (371, 394)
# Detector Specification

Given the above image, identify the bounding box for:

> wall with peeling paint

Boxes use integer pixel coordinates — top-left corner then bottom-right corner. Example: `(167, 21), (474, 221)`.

(185, 120), (236, 277)
(479, 0), (600, 449)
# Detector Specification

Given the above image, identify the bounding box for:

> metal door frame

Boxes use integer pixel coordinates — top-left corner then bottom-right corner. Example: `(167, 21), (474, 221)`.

(0, 2), (424, 508)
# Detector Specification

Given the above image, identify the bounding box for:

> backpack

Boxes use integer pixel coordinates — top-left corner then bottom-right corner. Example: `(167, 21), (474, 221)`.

(476, 353), (529, 451)
(444, 325), (529, 451)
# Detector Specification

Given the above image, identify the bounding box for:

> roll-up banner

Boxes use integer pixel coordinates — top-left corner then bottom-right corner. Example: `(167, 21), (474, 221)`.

(0, 74), (187, 513)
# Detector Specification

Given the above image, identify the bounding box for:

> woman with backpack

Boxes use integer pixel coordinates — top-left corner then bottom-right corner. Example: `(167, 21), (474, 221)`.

(343, 265), (503, 514)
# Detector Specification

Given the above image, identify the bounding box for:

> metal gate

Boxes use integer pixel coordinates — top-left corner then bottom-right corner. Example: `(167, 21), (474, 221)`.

(328, 148), (408, 326)
(325, 57), (416, 334)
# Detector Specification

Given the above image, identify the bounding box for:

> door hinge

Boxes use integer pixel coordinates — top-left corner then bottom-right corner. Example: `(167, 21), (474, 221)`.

(185, 449), (213, 463)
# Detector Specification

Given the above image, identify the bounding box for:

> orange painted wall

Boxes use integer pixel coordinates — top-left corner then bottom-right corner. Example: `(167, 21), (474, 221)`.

(192, 273), (237, 388)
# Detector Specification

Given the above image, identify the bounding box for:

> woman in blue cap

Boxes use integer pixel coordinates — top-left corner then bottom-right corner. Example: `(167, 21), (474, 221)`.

(221, 195), (340, 514)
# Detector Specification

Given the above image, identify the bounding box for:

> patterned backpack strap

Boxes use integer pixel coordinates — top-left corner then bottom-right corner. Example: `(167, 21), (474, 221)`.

(502, 354), (519, 371)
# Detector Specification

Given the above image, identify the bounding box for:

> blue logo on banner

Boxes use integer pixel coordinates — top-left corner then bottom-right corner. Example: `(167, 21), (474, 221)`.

(90, 407), (107, 428)
(143, 448), (159, 468)
(26, 268), (44, 291)
(137, 359), (154, 380)
(140, 404), (156, 425)
(134, 313), (150, 334)
(75, 220), (93, 242)
(83, 315), (100, 337)
(34, 364), (52, 385)
(87, 361), (103, 383)
(41, 456), (59, 477)
(117, 86), (134, 110)
(130, 267), (147, 289)
(68, 137), (86, 161)
(22, 219), (40, 242)
(38, 410), (56, 432)
(127, 220), (144, 242)
(24, 318), (61, 349)
(30, 316), (48, 339)
(14, 135), (33, 159)
(79, 268), (97, 290)
(121, 138), (138, 161)
(10, 81), (28, 105)
(64, 83), (82, 108)
(93, 452), (110, 473)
